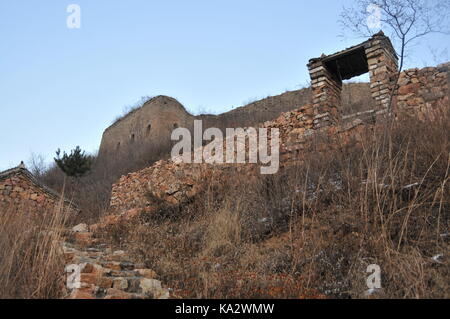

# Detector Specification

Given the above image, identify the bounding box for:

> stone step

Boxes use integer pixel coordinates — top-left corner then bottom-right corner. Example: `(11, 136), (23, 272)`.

(63, 227), (170, 299)
(99, 260), (138, 271)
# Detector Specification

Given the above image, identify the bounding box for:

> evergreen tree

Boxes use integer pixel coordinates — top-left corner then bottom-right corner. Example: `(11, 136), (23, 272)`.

(54, 146), (92, 178)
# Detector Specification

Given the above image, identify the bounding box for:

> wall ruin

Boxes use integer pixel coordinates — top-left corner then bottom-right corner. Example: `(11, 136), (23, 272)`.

(99, 96), (195, 158)
(98, 86), (374, 159)
(0, 164), (77, 213)
(396, 62), (450, 119)
(107, 62), (449, 214)
(308, 31), (398, 128)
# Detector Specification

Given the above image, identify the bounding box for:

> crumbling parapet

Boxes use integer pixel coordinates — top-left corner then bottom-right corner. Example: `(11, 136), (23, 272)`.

(308, 31), (398, 129)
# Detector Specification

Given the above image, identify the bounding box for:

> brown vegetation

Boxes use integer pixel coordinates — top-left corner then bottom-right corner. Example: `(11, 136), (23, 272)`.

(0, 200), (70, 298)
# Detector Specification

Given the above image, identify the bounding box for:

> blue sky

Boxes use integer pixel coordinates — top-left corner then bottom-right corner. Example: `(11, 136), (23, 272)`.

(0, 0), (448, 171)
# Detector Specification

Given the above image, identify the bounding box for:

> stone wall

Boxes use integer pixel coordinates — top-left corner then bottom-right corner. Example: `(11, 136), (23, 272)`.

(307, 61), (342, 128)
(396, 62), (450, 119)
(0, 167), (76, 213)
(99, 86), (374, 159)
(108, 103), (363, 213)
(107, 63), (449, 215)
(110, 161), (206, 211)
(99, 96), (194, 158)
(108, 103), (319, 212)
(308, 32), (398, 129)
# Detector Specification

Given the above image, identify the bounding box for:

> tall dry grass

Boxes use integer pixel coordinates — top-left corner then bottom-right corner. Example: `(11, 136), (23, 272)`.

(0, 200), (70, 299)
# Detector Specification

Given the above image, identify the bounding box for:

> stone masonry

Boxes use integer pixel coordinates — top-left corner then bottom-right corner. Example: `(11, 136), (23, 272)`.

(366, 33), (399, 112)
(308, 31), (398, 128)
(0, 163), (77, 213)
(307, 59), (343, 128)
(108, 103), (360, 213)
(99, 87), (371, 160)
(396, 62), (450, 119)
(107, 62), (449, 215)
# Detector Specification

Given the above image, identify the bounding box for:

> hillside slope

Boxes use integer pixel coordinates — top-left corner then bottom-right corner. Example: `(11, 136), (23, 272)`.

(84, 64), (449, 299)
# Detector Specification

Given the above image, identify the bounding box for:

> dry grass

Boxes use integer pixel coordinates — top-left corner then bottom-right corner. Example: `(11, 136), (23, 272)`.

(0, 200), (70, 299)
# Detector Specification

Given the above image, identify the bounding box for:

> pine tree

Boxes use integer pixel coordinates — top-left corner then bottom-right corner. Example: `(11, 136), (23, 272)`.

(54, 146), (92, 178)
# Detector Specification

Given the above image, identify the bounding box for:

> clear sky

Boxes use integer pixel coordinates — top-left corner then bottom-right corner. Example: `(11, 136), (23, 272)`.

(0, 0), (448, 171)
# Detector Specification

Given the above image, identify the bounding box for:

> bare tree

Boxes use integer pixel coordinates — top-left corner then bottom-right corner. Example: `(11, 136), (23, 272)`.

(27, 152), (47, 179)
(340, 0), (450, 73)
(340, 0), (450, 114)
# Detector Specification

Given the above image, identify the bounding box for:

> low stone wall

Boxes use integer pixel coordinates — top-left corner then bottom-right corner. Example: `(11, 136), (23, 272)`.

(396, 62), (450, 118)
(110, 161), (205, 211)
(0, 166), (78, 217)
(0, 172), (62, 212)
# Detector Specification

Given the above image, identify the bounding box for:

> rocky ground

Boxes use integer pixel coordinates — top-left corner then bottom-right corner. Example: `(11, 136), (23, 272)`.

(63, 223), (170, 299)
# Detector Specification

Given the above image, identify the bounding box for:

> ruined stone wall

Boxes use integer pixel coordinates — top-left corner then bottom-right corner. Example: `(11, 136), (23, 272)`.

(99, 96), (194, 157)
(108, 102), (353, 213)
(110, 161), (206, 211)
(99, 86), (373, 159)
(108, 108), (362, 214)
(0, 171), (69, 212)
(396, 62), (450, 118)
(107, 63), (449, 215)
